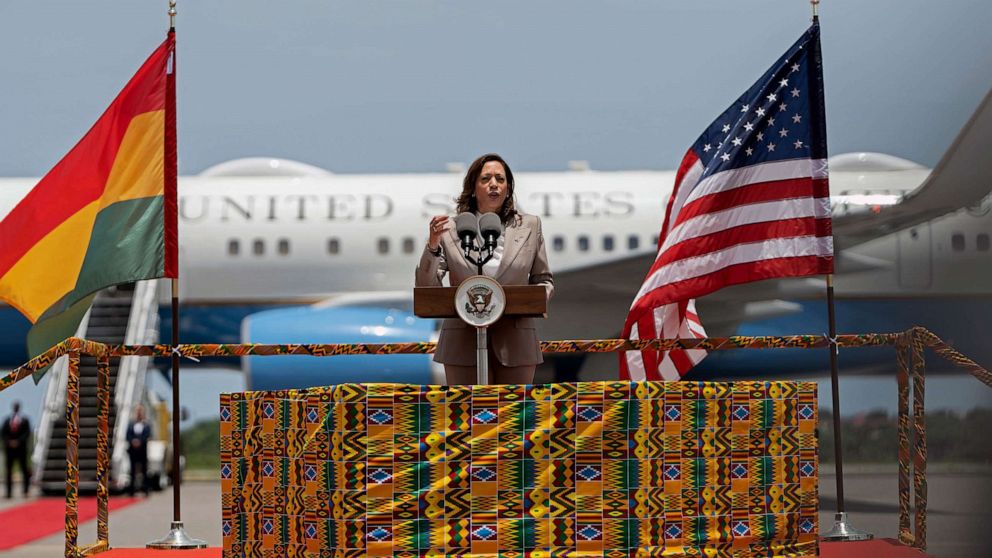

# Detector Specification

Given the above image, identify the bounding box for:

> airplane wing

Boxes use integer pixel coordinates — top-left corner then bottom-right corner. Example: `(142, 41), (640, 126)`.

(541, 255), (654, 341)
(833, 88), (992, 248)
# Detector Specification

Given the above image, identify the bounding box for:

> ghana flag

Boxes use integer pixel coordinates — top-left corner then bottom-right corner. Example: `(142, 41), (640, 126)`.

(0, 32), (178, 364)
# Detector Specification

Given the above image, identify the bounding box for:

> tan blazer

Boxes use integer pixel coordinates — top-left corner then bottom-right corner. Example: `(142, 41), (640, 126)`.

(415, 213), (554, 366)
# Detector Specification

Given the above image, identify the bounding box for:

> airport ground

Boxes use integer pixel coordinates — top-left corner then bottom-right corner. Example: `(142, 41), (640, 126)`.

(3, 466), (990, 557)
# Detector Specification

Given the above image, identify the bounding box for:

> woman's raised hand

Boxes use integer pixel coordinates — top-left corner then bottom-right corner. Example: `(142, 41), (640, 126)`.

(428, 215), (450, 250)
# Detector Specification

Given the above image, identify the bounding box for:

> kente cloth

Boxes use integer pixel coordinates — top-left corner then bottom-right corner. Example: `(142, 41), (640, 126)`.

(220, 381), (818, 557)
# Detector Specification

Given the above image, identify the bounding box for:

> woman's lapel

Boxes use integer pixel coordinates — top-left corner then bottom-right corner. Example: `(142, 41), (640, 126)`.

(495, 217), (531, 280)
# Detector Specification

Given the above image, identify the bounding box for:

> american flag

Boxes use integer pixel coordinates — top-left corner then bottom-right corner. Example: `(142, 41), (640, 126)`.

(621, 23), (834, 381)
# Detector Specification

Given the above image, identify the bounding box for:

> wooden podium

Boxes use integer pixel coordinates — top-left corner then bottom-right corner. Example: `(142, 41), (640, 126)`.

(414, 284), (548, 384)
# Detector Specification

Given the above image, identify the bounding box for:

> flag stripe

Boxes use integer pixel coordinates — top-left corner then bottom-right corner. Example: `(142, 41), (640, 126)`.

(675, 177), (829, 229)
(0, 202), (100, 322)
(666, 349), (694, 379)
(0, 39), (171, 279)
(662, 150), (703, 243)
(621, 300), (707, 381)
(100, 111), (165, 209)
(630, 254), (833, 322)
(0, 196), (165, 323)
(624, 322), (647, 381)
(637, 235), (833, 302)
(653, 217), (831, 277)
(662, 196), (831, 256)
(26, 293), (97, 364)
(53, 196), (165, 317)
(681, 157), (828, 208)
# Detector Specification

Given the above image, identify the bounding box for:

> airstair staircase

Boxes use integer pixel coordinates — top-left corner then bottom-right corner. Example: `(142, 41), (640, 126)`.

(32, 280), (160, 495)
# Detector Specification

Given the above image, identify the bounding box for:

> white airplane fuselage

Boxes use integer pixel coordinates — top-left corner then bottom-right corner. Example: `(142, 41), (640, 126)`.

(0, 165), (988, 302)
(167, 168), (990, 302)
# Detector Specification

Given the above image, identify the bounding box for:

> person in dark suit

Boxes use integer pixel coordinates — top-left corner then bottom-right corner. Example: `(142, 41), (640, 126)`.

(126, 405), (151, 496)
(417, 153), (554, 385)
(1, 401), (31, 498)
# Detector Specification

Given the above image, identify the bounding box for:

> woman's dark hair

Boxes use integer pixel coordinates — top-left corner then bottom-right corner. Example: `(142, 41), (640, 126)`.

(456, 153), (517, 223)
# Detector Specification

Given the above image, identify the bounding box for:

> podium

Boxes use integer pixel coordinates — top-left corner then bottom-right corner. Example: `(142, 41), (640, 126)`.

(414, 282), (547, 384)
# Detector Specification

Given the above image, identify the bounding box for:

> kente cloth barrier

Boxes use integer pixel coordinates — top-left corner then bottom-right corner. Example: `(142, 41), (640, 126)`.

(220, 380), (820, 557)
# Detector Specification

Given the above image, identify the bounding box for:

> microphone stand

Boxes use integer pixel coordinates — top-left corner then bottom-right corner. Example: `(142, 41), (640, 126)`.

(461, 240), (496, 275)
(459, 238), (497, 384)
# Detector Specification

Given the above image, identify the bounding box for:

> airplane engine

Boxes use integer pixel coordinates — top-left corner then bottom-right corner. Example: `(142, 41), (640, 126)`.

(241, 305), (442, 391)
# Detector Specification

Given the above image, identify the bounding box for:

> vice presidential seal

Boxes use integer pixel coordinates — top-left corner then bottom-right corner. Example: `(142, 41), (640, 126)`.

(455, 275), (506, 327)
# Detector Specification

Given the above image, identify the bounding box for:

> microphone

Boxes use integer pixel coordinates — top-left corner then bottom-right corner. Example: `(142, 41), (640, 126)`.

(454, 212), (480, 255)
(478, 212), (502, 253)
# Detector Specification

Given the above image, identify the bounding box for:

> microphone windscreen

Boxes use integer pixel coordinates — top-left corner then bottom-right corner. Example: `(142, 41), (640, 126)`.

(454, 212), (480, 239)
(478, 212), (502, 241)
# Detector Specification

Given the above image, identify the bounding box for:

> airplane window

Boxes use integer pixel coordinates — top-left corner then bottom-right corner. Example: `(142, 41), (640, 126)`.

(402, 237), (415, 254)
(578, 235), (589, 252)
(553, 236), (565, 252)
(227, 239), (239, 256)
(327, 238), (340, 255)
(378, 238), (390, 254)
(628, 235), (639, 250)
(603, 235), (614, 252)
(277, 238), (290, 256)
(978, 233), (990, 252)
(951, 233), (965, 252)
(252, 239), (264, 256)
(652, 234), (660, 246)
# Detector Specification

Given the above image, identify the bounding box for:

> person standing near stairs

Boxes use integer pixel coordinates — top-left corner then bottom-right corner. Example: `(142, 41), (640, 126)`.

(1, 400), (31, 498)
(126, 405), (151, 496)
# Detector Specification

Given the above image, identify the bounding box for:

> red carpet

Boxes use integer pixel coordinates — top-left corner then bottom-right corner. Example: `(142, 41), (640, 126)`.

(90, 540), (932, 557)
(0, 496), (140, 551)
(822, 539), (933, 557)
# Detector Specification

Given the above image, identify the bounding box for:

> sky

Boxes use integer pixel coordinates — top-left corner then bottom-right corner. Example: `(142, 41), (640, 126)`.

(1, 2), (992, 423)
(0, 1), (990, 177)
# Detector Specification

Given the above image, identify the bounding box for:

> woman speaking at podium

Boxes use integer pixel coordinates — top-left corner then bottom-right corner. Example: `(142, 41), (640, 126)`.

(416, 153), (554, 385)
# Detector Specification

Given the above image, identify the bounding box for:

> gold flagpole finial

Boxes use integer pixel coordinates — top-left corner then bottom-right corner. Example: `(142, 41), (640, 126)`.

(169, 0), (177, 28)
(810, 0), (820, 18)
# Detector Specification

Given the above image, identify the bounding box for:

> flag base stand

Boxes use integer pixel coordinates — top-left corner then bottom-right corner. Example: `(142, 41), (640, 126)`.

(822, 512), (874, 542)
(146, 521), (208, 549)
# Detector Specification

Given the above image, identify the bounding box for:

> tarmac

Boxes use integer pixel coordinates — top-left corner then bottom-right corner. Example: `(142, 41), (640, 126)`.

(6, 468), (991, 558)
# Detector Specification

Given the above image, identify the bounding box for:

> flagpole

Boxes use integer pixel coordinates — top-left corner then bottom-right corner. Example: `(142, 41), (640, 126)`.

(147, 1), (206, 549)
(821, 274), (872, 541)
(814, 2), (871, 542)
(823, 274), (875, 541)
(171, 279), (182, 523)
(827, 276), (843, 512)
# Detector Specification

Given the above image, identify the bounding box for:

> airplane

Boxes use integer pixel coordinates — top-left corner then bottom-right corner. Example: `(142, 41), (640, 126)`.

(0, 90), (989, 390)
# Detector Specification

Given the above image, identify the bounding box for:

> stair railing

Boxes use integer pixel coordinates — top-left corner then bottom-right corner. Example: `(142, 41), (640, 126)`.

(110, 279), (161, 489)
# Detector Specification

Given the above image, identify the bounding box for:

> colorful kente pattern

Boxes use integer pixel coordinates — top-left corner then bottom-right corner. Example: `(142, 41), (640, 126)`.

(96, 355), (111, 544)
(221, 381), (819, 557)
(65, 352), (80, 558)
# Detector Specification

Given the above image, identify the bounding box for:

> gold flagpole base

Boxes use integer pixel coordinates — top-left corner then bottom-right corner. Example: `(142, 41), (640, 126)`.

(146, 521), (208, 549)
(821, 512), (874, 542)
